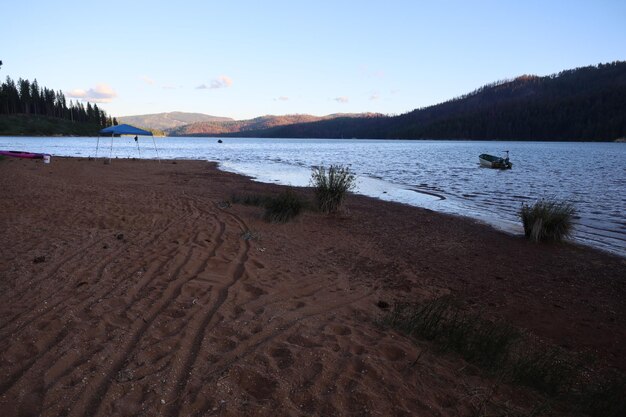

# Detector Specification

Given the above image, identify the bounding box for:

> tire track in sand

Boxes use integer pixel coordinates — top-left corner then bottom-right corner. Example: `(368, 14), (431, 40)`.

(0, 199), (211, 407)
(66, 204), (231, 417)
(160, 204), (252, 417)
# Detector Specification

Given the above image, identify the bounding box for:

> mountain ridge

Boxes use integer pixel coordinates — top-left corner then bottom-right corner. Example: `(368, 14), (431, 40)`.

(119, 61), (626, 141)
(117, 111), (233, 131)
(166, 113), (382, 136)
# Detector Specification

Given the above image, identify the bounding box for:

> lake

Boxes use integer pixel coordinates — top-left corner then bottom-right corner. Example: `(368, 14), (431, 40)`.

(1, 136), (624, 257)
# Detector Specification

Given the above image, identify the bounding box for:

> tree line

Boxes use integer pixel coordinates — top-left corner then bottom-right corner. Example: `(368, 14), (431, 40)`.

(0, 76), (118, 127)
(214, 61), (626, 141)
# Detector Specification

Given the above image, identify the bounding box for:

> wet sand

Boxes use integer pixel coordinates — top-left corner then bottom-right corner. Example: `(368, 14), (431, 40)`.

(0, 157), (624, 416)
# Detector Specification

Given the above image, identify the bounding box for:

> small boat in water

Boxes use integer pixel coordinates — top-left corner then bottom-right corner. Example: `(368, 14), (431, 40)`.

(479, 151), (512, 169)
(0, 150), (51, 163)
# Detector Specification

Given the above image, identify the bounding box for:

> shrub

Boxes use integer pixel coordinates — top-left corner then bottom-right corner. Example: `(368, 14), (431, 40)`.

(519, 200), (576, 242)
(384, 297), (519, 369)
(310, 165), (356, 213)
(231, 191), (305, 223)
(230, 193), (268, 207)
(263, 191), (304, 223)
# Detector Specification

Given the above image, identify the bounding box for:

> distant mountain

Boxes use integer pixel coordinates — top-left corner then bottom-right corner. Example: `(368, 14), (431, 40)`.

(167, 113), (381, 136)
(209, 62), (626, 141)
(118, 112), (233, 131)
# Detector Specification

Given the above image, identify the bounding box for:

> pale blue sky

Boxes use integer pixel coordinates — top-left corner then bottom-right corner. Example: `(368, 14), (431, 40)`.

(1, 0), (624, 120)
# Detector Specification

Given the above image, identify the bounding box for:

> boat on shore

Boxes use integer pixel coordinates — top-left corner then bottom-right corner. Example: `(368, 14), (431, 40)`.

(479, 151), (512, 169)
(0, 150), (51, 163)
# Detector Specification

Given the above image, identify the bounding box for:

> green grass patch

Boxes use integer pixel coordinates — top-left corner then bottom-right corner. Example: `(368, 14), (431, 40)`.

(520, 199), (576, 242)
(384, 297), (626, 417)
(230, 193), (269, 207)
(310, 164), (356, 213)
(263, 191), (304, 223)
(384, 297), (518, 369)
(231, 190), (306, 223)
(0, 114), (102, 136)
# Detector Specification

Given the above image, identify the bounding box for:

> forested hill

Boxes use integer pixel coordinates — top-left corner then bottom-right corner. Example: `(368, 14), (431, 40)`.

(118, 112), (233, 132)
(167, 113), (381, 136)
(0, 76), (116, 136)
(217, 62), (626, 141)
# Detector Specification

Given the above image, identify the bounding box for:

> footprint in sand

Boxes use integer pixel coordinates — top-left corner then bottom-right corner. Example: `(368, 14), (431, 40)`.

(237, 369), (278, 401)
(329, 324), (352, 336)
(269, 345), (294, 369)
(380, 344), (407, 361)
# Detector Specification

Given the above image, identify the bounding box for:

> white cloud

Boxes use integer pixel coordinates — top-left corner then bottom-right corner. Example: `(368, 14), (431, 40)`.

(334, 96), (349, 103)
(274, 96), (289, 101)
(141, 76), (155, 85)
(196, 75), (233, 90)
(66, 84), (117, 103)
(210, 75), (233, 89)
(369, 92), (380, 101)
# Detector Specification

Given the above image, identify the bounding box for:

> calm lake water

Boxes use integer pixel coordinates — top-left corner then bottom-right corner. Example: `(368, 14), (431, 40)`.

(1, 136), (625, 257)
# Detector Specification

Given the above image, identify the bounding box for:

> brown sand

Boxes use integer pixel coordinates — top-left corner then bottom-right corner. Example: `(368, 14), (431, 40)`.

(0, 157), (624, 417)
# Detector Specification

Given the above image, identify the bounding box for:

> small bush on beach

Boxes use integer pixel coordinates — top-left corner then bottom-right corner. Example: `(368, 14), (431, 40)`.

(310, 164), (356, 213)
(519, 199), (576, 242)
(263, 191), (304, 223)
(231, 191), (305, 223)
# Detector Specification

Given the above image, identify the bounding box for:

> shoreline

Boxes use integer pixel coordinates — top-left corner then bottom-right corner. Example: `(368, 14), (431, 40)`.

(2, 136), (624, 257)
(1, 156), (625, 416)
(216, 159), (624, 258)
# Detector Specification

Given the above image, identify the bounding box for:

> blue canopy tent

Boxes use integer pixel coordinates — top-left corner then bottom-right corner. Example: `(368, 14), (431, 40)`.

(96, 124), (160, 162)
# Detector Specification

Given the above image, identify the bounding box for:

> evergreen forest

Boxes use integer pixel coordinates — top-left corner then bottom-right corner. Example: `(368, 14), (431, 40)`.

(0, 76), (117, 135)
(210, 62), (626, 141)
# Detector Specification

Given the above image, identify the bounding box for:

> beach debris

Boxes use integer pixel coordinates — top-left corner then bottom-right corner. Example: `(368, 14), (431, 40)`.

(115, 368), (134, 382)
(217, 200), (231, 209)
(376, 300), (390, 309)
(33, 255), (46, 264)
(116, 233), (124, 240)
(241, 230), (259, 241)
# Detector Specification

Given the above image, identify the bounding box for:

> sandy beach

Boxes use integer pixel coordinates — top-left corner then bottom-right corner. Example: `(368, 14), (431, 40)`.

(1, 157), (624, 417)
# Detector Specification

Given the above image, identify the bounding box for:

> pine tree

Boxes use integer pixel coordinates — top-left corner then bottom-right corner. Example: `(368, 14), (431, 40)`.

(30, 79), (40, 115)
(18, 78), (31, 114)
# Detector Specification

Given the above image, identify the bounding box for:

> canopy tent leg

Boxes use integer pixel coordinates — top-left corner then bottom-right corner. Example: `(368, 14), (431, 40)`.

(109, 134), (114, 163)
(152, 136), (161, 163)
(95, 136), (100, 158)
(136, 136), (141, 158)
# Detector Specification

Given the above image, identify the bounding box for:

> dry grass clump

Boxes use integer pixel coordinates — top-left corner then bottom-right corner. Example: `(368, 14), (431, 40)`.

(520, 200), (576, 242)
(310, 165), (356, 213)
(231, 191), (305, 223)
(262, 191), (304, 223)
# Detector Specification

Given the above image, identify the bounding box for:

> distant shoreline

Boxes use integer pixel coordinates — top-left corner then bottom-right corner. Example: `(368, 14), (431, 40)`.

(0, 133), (622, 142)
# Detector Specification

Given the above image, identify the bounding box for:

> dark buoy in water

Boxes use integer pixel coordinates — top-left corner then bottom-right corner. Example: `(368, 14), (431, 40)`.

(217, 139), (223, 143)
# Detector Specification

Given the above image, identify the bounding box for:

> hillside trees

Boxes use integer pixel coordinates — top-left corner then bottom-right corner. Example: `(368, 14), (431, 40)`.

(219, 61), (626, 141)
(0, 76), (113, 127)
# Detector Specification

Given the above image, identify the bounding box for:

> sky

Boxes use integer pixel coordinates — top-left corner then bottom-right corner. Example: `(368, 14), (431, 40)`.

(1, 0), (625, 120)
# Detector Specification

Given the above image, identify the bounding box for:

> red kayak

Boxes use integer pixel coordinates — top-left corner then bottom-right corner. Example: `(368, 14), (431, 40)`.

(0, 150), (51, 163)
